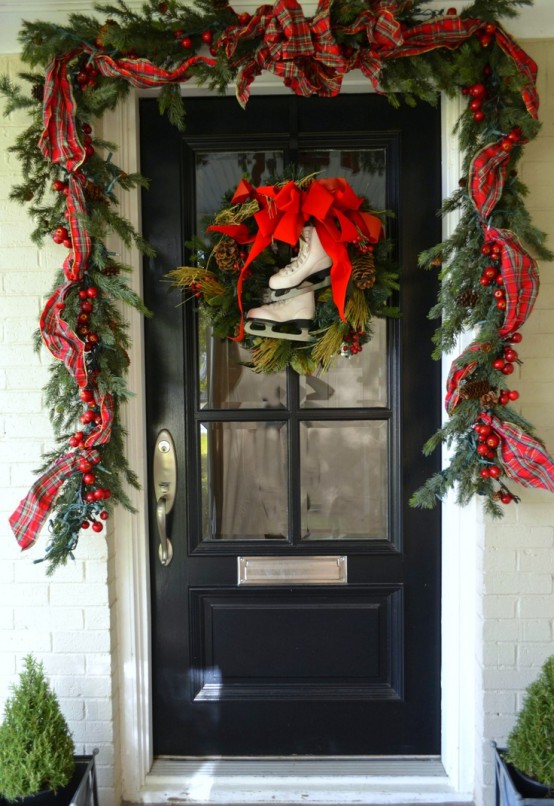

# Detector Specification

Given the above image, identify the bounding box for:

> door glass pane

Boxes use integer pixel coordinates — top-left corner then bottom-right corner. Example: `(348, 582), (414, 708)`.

(300, 421), (388, 540)
(299, 318), (387, 408)
(195, 151), (287, 409)
(195, 150), (285, 231)
(201, 421), (288, 541)
(297, 148), (388, 406)
(298, 148), (386, 208)
(199, 312), (287, 410)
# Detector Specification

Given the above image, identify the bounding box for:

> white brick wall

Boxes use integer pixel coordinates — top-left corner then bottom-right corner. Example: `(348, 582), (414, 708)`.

(0, 55), (117, 806)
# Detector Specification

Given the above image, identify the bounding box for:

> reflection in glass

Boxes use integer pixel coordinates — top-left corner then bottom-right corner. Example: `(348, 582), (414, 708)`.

(300, 421), (388, 540)
(195, 151), (286, 409)
(298, 149), (387, 209)
(299, 319), (387, 409)
(201, 421), (288, 540)
(195, 150), (284, 232)
(198, 310), (287, 410)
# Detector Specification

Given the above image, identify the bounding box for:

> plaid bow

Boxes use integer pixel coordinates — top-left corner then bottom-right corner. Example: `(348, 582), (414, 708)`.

(484, 227), (539, 337)
(221, 0), (346, 106)
(10, 449), (101, 550)
(480, 413), (554, 492)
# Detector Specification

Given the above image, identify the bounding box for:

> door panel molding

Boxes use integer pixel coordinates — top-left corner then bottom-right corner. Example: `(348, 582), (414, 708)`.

(190, 585), (403, 702)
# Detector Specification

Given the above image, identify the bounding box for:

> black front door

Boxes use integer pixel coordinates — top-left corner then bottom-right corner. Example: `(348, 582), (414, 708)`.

(141, 92), (441, 757)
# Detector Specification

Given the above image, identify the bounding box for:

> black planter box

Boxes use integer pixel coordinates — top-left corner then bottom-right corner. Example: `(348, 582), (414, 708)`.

(0, 754), (98, 806)
(494, 744), (554, 806)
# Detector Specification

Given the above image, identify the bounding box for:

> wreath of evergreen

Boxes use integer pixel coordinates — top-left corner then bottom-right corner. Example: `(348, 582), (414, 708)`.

(2, 0), (554, 572)
(168, 174), (398, 375)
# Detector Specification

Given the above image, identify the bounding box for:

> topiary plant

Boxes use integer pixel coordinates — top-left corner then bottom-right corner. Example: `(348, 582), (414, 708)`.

(506, 655), (554, 788)
(0, 655), (75, 802)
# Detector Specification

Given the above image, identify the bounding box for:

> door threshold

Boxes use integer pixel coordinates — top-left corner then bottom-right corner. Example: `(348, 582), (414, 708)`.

(141, 757), (473, 805)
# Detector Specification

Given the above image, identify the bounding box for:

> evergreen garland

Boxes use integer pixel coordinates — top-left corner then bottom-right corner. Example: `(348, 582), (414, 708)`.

(1, 0), (552, 572)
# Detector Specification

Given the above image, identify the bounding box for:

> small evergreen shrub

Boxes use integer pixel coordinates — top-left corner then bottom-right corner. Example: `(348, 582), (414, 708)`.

(0, 655), (75, 802)
(506, 655), (554, 788)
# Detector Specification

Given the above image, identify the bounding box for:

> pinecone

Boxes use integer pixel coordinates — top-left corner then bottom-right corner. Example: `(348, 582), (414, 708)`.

(459, 378), (491, 400)
(213, 238), (240, 271)
(84, 181), (107, 203)
(102, 260), (121, 276)
(481, 390), (500, 407)
(31, 82), (44, 103)
(456, 289), (479, 308)
(430, 255), (443, 268)
(351, 251), (376, 290)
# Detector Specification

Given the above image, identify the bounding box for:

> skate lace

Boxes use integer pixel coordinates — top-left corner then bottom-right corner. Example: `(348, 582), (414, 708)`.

(281, 230), (311, 275)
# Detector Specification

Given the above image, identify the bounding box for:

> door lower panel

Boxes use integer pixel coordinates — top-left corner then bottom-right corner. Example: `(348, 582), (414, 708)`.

(190, 586), (403, 701)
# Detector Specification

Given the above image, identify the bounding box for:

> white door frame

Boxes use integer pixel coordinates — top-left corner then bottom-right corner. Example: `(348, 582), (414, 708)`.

(105, 79), (479, 803)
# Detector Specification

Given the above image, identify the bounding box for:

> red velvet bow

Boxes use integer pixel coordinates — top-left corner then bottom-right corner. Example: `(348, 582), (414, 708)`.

(209, 177), (383, 339)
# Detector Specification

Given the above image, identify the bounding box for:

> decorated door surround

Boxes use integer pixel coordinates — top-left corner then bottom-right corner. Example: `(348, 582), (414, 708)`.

(4, 0), (554, 575)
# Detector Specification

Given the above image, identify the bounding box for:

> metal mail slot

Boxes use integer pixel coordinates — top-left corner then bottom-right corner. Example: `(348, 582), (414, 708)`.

(238, 556), (347, 586)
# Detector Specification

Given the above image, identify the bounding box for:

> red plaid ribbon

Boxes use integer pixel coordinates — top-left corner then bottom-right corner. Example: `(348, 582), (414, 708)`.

(94, 51), (216, 86)
(39, 55), (86, 172)
(12, 55), (120, 548)
(10, 449), (101, 550)
(470, 141), (512, 221)
(480, 413), (554, 492)
(220, 2), (539, 111)
(445, 343), (483, 414)
(484, 227), (539, 337)
(221, 0), (345, 105)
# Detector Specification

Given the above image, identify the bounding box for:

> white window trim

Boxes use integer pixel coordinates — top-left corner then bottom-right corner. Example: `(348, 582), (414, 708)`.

(105, 81), (478, 803)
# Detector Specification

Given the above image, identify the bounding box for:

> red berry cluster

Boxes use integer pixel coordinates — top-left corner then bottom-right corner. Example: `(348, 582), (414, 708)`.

(190, 281), (202, 298)
(479, 240), (506, 309)
(358, 241), (374, 255)
(492, 336), (521, 376)
(80, 122), (95, 159)
(474, 422), (513, 503)
(477, 22), (496, 49)
(68, 383), (112, 530)
(463, 81), (487, 123)
(76, 63), (99, 92)
(76, 285), (100, 352)
(499, 387), (520, 406)
(340, 327), (366, 358)
(174, 27), (218, 56)
(52, 225), (72, 249)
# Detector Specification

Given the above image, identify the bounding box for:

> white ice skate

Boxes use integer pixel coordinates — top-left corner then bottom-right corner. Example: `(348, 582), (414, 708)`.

(246, 286), (315, 342)
(266, 225), (332, 302)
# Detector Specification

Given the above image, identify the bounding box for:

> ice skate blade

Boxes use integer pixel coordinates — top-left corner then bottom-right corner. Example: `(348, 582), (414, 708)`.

(245, 318), (315, 342)
(263, 273), (331, 304)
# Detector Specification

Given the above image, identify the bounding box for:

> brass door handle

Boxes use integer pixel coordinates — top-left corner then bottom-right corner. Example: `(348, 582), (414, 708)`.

(153, 429), (176, 566)
(156, 496), (173, 566)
